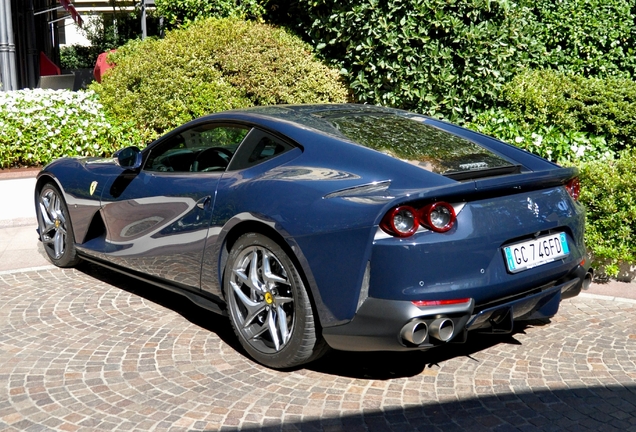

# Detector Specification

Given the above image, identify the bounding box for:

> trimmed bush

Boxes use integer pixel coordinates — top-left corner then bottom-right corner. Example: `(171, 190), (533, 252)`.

(579, 149), (636, 278)
(92, 18), (350, 135)
(0, 89), (151, 169)
(500, 69), (636, 151)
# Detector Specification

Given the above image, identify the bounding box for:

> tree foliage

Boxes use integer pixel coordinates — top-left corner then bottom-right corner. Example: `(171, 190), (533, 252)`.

(266, 0), (542, 121)
(60, 6), (159, 70)
(154, 0), (265, 28)
(520, 0), (636, 78)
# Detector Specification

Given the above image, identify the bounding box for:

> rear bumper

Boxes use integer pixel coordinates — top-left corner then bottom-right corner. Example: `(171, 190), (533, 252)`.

(322, 264), (590, 352)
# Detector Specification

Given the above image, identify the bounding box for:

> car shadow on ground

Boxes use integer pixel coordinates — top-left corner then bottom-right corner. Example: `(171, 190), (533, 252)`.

(76, 261), (243, 354)
(309, 322), (542, 379)
(78, 261), (547, 379)
(233, 384), (636, 431)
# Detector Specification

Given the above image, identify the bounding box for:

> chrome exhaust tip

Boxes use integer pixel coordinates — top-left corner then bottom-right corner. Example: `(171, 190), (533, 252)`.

(429, 318), (454, 342)
(400, 320), (428, 345)
(583, 269), (594, 290)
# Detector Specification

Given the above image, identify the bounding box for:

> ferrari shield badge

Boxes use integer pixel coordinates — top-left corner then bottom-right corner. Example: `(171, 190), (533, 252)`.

(89, 181), (98, 196)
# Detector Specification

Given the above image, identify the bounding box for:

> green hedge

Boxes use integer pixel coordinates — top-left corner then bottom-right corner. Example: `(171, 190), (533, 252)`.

(0, 89), (150, 169)
(579, 149), (636, 278)
(147, 1), (636, 121)
(154, 0), (264, 27)
(520, 0), (636, 78)
(92, 17), (349, 135)
(497, 69), (636, 151)
(273, 0), (541, 121)
(60, 45), (95, 70)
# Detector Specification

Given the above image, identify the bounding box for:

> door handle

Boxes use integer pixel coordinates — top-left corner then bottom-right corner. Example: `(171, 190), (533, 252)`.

(196, 196), (212, 210)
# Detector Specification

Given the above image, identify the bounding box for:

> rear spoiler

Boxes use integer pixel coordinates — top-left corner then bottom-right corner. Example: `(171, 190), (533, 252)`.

(387, 166), (579, 205)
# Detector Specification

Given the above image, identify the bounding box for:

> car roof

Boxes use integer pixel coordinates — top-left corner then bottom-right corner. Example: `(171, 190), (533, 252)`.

(220, 104), (519, 179)
(225, 103), (407, 133)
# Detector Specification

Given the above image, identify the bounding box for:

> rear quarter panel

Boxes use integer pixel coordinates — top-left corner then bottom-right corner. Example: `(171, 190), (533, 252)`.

(203, 128), (460, 325)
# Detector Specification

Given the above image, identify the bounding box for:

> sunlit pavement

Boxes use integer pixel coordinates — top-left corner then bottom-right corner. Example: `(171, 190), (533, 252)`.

(2, 170), (636, 431)
(0, 263), (635, 431)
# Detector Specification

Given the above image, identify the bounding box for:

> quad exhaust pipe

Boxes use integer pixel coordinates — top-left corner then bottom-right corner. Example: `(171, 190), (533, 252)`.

(429, 318), (455, 342)
(400, 319), (428, 345)
(582, 269), (594, 290)
(401, 317), (456, 345)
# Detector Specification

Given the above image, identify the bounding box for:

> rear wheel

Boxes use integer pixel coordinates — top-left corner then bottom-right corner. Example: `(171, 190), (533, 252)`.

(37, 182), (80, 268)
(224, 233), (325, 369)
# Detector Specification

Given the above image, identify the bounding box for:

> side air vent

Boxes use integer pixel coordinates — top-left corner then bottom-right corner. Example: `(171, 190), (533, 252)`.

(83, 211), (106, 243)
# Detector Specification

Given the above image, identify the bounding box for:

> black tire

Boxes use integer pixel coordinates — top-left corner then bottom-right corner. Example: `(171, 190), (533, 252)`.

(37, 182), (81, 268)
(223, 232), (325, 369)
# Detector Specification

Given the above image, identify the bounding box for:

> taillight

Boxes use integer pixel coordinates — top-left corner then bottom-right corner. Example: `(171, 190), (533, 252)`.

(380, 202), (456, 237)
(380, 206), (419, 237)
(565, 177), (581, 201)
(420, 202), (456, 233)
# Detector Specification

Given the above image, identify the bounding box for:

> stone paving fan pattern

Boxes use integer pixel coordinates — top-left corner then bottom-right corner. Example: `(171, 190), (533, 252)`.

(0, 267), (635, 431)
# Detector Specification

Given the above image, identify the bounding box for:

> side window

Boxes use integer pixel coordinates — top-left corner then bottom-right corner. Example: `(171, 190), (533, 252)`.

(145, 125), (249, 173)
(228, 130), (295, 171)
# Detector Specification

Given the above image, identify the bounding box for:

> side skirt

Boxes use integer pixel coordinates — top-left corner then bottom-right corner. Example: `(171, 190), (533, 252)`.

(78, 253), (227, 317)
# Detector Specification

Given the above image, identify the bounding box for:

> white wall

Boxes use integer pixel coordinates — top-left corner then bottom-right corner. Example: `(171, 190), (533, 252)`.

(60, 17), (91, 47)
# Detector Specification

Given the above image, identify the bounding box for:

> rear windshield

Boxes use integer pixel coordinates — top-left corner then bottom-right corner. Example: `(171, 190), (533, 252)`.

(315, 111), (517, 178)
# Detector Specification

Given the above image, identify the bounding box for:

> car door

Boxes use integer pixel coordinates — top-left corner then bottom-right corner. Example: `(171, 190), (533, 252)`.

(98, 123), (250, 289)
(199, 128), (302, 297)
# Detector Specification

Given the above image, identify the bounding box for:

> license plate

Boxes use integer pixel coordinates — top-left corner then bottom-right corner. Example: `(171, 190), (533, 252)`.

(504, 233), (569, 273)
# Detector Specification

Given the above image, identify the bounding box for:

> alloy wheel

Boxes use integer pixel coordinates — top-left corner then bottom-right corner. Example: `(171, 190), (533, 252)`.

(228, 245), (295, 354)
(39, 187), (68, 260)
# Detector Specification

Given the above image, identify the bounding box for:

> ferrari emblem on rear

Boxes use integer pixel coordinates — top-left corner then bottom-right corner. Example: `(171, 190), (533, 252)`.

(89, 181), (98, 196)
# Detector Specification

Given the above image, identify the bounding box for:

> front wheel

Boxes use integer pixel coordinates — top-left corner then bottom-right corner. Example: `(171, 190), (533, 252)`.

(224, 233), (325, 369)
(37, 182), (81, 268)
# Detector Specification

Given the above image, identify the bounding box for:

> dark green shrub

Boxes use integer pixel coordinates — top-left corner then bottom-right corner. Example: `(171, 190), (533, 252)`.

(266, 0), (541, 121)
(60, 45), (95, 70)
(262, 0), (636, 120)
(154, 0), (264, 28)
(500, 69), (636, 151)
(579, 149), (636, 278)
(92, 18), (349, 134)
(520, 0), (636, 78)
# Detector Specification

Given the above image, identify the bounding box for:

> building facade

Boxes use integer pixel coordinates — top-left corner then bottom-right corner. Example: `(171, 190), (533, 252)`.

(0, 0), (141, 91)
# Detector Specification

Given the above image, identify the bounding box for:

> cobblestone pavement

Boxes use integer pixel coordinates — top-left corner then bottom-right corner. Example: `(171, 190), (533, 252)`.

(1, 265), (635, 432)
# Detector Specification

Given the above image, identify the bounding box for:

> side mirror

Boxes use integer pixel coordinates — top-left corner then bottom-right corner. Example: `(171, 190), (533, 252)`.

(114, 146), (142, 170)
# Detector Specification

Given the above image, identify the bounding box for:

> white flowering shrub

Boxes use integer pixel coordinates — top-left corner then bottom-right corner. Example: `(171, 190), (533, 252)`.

(468, 108), (615, 165)
(0, 89), (153, 169)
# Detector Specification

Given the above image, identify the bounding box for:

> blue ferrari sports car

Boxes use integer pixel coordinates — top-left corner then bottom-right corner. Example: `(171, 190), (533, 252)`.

(35, 104), (591, 369)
